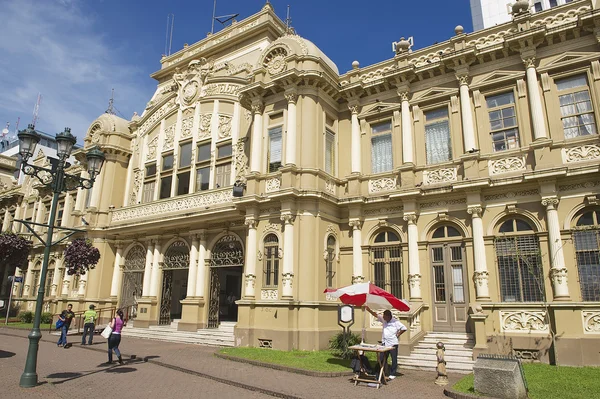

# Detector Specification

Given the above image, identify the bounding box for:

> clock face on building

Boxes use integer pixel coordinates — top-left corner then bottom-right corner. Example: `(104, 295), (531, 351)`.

(182, 81), (199, 104)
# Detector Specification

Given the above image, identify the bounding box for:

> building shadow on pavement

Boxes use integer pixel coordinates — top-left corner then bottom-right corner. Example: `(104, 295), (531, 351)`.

(47, 364), (138, 385)
(0, 350), (15, 358)
(105, 367), (137, 374)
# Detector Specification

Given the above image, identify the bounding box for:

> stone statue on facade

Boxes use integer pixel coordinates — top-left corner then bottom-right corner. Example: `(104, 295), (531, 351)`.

(435, 341), (449, 386)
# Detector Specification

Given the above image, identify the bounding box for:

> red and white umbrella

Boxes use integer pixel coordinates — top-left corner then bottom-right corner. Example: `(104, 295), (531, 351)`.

(325, 282), (410, 343)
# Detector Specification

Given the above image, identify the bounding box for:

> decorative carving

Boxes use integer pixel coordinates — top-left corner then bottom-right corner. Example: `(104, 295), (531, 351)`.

(112, 189), (233, 222)
(423, 168), (457, 185)
(325, 293), (338, 301)
(409, 47), (453, 67)
(489, 157), (526, 175)
(257, 250), (263, 261)
(325, 180), (335, 194)
(261, 289), (278, 300)
(408, 273), (421, 289)
(202, 83), (242, 97)
(473, 271), (489, 287)
(129, 170), (142, 205)
(364, 206), (403, 216)
(559, 181), (600, 192)
(467, 206), (483, 218)
(368, 177), (397, 193)
(550, 267), (568, 286)
(251, 103), (264, 115)
(352, 275), (365, 284)
(370, 309), (404, 328)
(582, 311), (600, 334)
(139, 98), (176, 136)
(263, 222), (281, 234)
(88, 123), (102, 144)
(563, 145), (600, 163)
(173, 58), (214, 106)
(541, 197), (559, 208)
(163, 240), (190, 270)
(284, 92), (297, 104)
(513, 349), (540, 361)
(264, 47), (288, 75)
(210, 235), (244, 267)
(198, 114), (212, 139)
(147, 136), (158, 160)
(456, 74), (470, 86)
(244, 217), (257, 229)
(348, 104), (359, 114)
(181, 115), (194, 139)
(348, 219), (363, 230)
(282, 273), (294, 289)
(522, 57), (536, 69)
(530, 5), (592, 29)
(164, 124), (176, 150)
(266, 177), (281, 193)
(280, 214), (295, 225)
(217, 114), (232, 139)
(245, 274), (256, 290)
(500, 311), (549, 333)
(484, 189), (539, 201)
(403, 214), (418, 224)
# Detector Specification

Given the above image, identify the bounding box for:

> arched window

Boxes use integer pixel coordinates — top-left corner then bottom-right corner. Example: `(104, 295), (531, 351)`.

(432, 225), (462, 239)
(573, 209), (600, 301)
(369, 231), (402, 298)
(264, 234), (280, 288)
(325, 236), (336, 288)
(495, 218), (544, 302)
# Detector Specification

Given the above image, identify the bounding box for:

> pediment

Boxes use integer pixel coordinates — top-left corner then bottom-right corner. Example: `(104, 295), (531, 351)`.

(470, 70), (525, 89)
(411, 87), (458, 103)
(538, 52), (599, 72)
(359, 102), (399, 118)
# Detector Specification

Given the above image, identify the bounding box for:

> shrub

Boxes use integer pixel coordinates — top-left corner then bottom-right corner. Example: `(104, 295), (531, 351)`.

(328, 330), (362, 360)
(41, 312), (53, 324)
(19, 311), (34, 323)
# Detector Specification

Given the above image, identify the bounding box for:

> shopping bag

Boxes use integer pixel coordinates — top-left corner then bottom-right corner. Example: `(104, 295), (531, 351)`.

(101, 324), (112, 339)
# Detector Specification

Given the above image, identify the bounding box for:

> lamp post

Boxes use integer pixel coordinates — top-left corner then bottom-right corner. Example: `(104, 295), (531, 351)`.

(16, 124), (104, 388)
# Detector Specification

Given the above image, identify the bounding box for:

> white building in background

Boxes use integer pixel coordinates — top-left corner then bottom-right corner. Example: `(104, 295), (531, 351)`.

(470, 0), (575, 30)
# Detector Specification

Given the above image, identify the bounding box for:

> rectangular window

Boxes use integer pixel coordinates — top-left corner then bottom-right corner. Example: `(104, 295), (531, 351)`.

(197, 142), (211, 162)
(556, 75), (597, 139)
(325, 130), (335, 175)
(45, 269), (54, 295)
(268, 126), (283, 173)
(574, 229), (600, 302)
(371, 121), (393, 173)
(215, 163), (231, 188)
(142, 181), (155, 203)
(495, 236), (545, 302)
(195, 167), (210, 192)
(159, 176), (172, 199)
(486, 92), (519, 152)
(145, 163), (157, 177)
(549, 0), (558, 7)
(218, 143), (232, 159)
(162, 154), (174, 171)
(425, 108), (452, 164)
(56, 201), (65, 227)
(32, 270), (40, 296)
(534, 2), (543, 12)
(179, 142), (192, 168)
(177, 171), (190, 196)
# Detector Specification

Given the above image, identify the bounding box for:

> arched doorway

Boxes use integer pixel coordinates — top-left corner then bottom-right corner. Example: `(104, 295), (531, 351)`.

(368, 230), (403, 298)
(429, 224), (468, 332)
(159, 240), (190, 325)
(120, 245), (146, 320)
(208, 234), (244, 328)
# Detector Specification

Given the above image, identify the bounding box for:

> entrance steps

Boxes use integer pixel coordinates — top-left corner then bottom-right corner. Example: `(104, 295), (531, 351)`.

(121, 320), (235, 347)
(398, 332), (475, 374)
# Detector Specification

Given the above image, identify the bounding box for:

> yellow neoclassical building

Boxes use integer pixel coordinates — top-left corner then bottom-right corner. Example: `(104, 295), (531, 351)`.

(2, 0), (600, 368)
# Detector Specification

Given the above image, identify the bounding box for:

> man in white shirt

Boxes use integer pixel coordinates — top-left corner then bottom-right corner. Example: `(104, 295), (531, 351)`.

(366, 306), (407, 379)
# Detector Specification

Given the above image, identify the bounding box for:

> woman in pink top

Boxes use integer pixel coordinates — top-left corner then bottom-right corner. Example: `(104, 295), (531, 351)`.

(106, 309), (125, 365)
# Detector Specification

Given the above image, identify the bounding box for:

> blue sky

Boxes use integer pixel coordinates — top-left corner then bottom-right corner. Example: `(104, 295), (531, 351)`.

(0, 0), (473, 143)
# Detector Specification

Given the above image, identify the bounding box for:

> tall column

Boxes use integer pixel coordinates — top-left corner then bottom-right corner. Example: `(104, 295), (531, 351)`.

(281, 213), (295, 298)
(77, 273), (87, 297)
(457, 75), (477, 152)
(468, 206), (490, 300)
(250, 102), (264, 173)
(50, 257), (63, 297)
(195, 233), (207, 297)
(142, 241), (155, 297)
(523, 57), (548, 140)
(349, 220), (364, 283)
(110, 244), (124, 298)
(2, 208), (10, 231)
(244, 219), (258, 298)
(23, 259), (34, 297)
(61, 192), (73, 228)
(149, 241), (162, 297)
(186, 234), (199, 297)
(349, 104), (361, 173)
(33, 199), (44, 233)
(62, 273), (72, 298)
(285, 90), (298, 166)
(74, 171), (87, 212)
(89, 167), (104, 209)
(399, 91), (414, 164)
(404, 214), (422, 300)
(543, 197), (570, 300)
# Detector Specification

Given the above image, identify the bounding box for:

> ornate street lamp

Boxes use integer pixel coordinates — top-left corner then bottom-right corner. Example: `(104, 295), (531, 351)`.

(16, 124), (105, 388)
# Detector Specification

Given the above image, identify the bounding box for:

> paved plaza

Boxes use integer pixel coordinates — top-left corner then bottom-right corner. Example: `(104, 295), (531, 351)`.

(0, 327), (458, 398)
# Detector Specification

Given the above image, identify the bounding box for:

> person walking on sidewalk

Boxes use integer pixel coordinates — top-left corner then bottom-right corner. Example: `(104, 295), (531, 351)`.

(81, 304), (97, 345)
(106, 309), (125, 365)
(365, 306), (407, 379)
(57, 304), (75, 348)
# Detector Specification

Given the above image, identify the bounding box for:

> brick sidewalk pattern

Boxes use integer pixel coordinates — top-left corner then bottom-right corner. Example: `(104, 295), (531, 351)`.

(1, 327), (459, 398)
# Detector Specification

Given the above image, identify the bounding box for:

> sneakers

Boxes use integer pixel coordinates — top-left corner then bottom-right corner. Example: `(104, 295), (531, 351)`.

(388, 375), (396, 380)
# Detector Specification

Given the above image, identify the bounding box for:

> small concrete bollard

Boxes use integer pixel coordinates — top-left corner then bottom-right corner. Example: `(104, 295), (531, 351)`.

(435, 341), (449, 386)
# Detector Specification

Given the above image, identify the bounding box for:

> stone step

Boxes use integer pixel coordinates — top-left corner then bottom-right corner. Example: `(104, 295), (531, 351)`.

(398, 362), (473, 374)
(126, 327), (234, 339)
(412, 348), (474, 358)
(398, 357), (474, 372)
(424, 332), (474, 339)
(404, 353), (475, 364)
(415, 343), (474, 351)
(422, 337), (474, 345)
(121, 330), (234, 347)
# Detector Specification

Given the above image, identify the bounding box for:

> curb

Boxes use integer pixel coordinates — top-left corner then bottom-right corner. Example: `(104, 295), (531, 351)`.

(444, 386), (492, 399)
(214, 352), (354, 378)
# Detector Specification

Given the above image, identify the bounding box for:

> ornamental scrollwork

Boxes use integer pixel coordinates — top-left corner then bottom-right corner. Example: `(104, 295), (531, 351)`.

(325, 180), (335, 194)
(198, 114), (212, 139)
(473, 270), (489, 287)
(563, 145), (600, 163)
(163, 240), (190, 270)
(408, 273), (421, 289)
(264, 47), (288, 75)
(218, 115), (232, 139)
(582, 311), (600, 334)
(423, 167), (457, 185)
(550, 267), (568, 286)
(181, 115), (194, 139)
(368, 177), (397, 194)
(163, 124), (176, 151)
(210, 234), (244, 267)
(261, 289), (278, 300)
(541, 197), (559, 209)
(500, 311), (549, 333)
(282, 272), (294, 289)
(266, 177), (281, 193)
(467, 206), (483, 218)
(489, 157), (526, 175)
(129, 169), (142, 206)
(245, 274), (256, 290)
(146, 136), (158, 160)
(124, 245), (147, 271)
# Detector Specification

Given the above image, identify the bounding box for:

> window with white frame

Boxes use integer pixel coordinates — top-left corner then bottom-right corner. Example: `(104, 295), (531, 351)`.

(195, 141), (211, 192)
(142, 163), (157, 203)
(486, 92), (519, 152)
(424, 108), (452, 164)
(263, 234), (279, 287)
(556, 74), (597, 139)
(371, 120), (393, 173)
(325, 129), (335, 175)
(267, 126), (283, 173)
(215, 143), (232, 188)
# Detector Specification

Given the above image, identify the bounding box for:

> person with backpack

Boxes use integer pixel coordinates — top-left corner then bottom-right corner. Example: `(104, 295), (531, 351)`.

(81, 304), (97, 345)
(105, 309), (125, 365)
(56, 304), (75, 348)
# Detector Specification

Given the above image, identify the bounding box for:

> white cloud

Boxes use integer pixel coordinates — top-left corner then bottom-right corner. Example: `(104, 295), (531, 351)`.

(0, 0), (152, 142)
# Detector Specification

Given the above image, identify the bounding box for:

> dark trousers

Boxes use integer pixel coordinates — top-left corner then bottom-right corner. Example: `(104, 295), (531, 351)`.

(378, 345), (399, 376)
(82, 323), (95, 345)
(57, 325), (69, 346)
(108, 333), (122, 362)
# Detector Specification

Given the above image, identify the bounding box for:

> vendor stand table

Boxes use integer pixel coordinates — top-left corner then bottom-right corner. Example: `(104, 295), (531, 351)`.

(348, 344), (394, 389)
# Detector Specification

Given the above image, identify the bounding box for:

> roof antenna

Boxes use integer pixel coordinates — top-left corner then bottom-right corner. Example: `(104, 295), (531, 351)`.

(106, 88), (115, 115)
(211, 0), (239, 34)
(165, 13), (174, 56)
(285, 5), (293, 34)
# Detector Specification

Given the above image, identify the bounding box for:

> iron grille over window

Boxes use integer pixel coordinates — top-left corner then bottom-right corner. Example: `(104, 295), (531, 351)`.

(264, 234), (279, 287)
(495, 235), (545, 302)
(326, 236), (336, 288)
(370, 231), (402, 298)
(573, 210), (600, 301)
